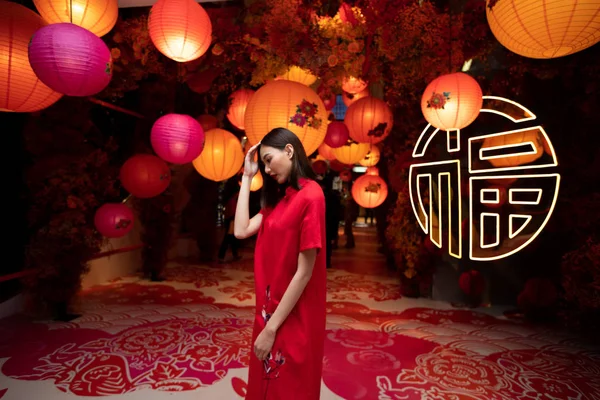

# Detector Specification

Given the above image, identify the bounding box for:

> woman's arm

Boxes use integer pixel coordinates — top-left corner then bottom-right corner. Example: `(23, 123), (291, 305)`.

(234, 143), (263, 239)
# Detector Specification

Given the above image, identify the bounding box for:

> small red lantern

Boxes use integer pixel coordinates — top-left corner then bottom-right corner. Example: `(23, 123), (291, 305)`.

(325, 121), (350, 148)
(151, 113), (205, 164)
(352, 174), (388, 208)
(365, 166), (379, 176)
(340, 170), (352, 182)
(196, 114), (218, 131)
(120, 154), (171, 198)
(94, 203), (134, 238)
(312, 159), (328, 175)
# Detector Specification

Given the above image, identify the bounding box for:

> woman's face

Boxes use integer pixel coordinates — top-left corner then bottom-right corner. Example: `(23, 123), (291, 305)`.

(260, 144), (293, 184)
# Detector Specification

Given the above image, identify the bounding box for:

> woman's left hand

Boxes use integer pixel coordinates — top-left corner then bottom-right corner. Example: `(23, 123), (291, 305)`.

(254, 327), (276, 361)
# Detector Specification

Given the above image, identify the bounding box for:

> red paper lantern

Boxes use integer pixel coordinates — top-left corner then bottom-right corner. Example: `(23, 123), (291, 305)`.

(345, 97), (394, 145)
(94, 203), (134, 238)
(120, 154), (171, 198)
(227, 88), (254, 130)
(340, 170), (352, 182)
(148, 0), (212, 62)
(325, 121), (350, 148)
(28, 23), (112, 96)
(365, 166), (379, 176)
(312, 159), (328, 175)
(151, 114), (205, 164)
(0, 1), (63, 112)
(352, 174), (388, 209)
(197, 114), (218, 131)
(330, 159), (350, 172)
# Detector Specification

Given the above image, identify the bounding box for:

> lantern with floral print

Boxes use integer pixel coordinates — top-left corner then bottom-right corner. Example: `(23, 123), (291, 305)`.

(120, 154), (171, 198)
(352, 174), (388, 209)
(151, 113), (205, 164)
(192, 128), (244, 182)
(345, 97), (393, 145)
(324, 121), (350, 148)
(227, 88), (254, 130)
(359, 146), (380, 167)
(94, 203), (134, 238)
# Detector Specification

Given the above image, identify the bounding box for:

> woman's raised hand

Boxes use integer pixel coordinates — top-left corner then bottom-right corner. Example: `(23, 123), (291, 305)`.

(244, 142), (260, 178)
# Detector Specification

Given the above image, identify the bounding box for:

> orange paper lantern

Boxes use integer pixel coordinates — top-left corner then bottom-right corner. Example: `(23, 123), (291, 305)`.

(192, 128), (244, 182)
(332, 141), (370, 165)
(342, 88), (369, 107)
(352, 174), (388, 209)
(276, 66), (317, 86)
(486, 0), (600, 59)
(481, 128), (544, 168)
(148, 0), (212, 62)
(227, 88), (254, 130)
(244, 80), (328, 156)
(345, 97), (394, 144)
(359, 145), (380, 167)
(0, 1), (62, 112)
(342, 76), (368, 94)
(421, 72), (483, 131)
(250, 170), (263, 192)
(366, 166), (379, 176)
(318, 142), (336, 161)
(33, 0), (118, 37)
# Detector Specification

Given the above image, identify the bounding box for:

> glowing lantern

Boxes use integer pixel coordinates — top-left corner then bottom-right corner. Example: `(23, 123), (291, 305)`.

(342, 88), (369, 107)
(421, 72), (482, 131)
(322, 93), (336, 111)
(340, 170), (352, 182)
(197, 114), (218, 131)
(325, 121), (350, 148)
(28, 23), (112, 96)
(359, 146), (380, 167)
(148, 0), (212, 62)
(330, 159), (350, 172)
(312, 160), (328, 175)
(94, 203), (134, 238)
(0, 1), (62, 112)
(244, 80), (328, 156)
(318, 142), (336, 161)
(486, 0), (600, 59)
(250, 170), (263, 192)
(33, 0), (118, 37)
(332, 141), (370, 165)
(352, 174), (388, 208)
(227, 89), (254, 130)
(366, 166), (379, 176)
(120, 154), (171, 198)
(276, 66), (317, 86)
(151, 114), (205, 164)
(192, 128), (244, 182)
(481, 128), (544, 168)
(342, 76), (368, 94)
(345, 97), (394, 144)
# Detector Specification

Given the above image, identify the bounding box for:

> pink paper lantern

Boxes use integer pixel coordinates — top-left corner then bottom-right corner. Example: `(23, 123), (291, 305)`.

(94, 203), (134, 238)
(151, 113), (205, 164)
(325, 121), (350, 148)
(28, 23), (112, 96)
(120, 154), (171, 198)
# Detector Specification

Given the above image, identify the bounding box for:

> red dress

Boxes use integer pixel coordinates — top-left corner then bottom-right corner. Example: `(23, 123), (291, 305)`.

(246, 178), (327, 400)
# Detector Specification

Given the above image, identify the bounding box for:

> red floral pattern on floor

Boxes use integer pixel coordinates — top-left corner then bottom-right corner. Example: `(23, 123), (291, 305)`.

(328, 273), (402, 301)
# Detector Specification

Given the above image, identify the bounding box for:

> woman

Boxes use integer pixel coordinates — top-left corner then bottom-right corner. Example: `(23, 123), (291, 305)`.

(234, 128), (326, 399)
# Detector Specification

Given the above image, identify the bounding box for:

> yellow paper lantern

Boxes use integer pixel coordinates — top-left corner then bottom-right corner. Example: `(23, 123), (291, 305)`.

(318, 142), (336, 161)
(0, 1), (63, 113)
(352, 174), (388, 209)
(342, 88), (369, 107)
(359, 145), (380, 167)
(227, 88), (254, 130)
(250, 170), (263, 192)
(481, 128), (544, 168)
(148, 0), (212, 62)
(192, 128), (244, 182)
(33, 0), (118, 37)
(342, 76), (368, 94)
(366, 166), (379, 176)
(244, 80), (328, 156)
(276, 66), (317, 86)
(332, 141), (370, 165)
(486, 0), (600, 59)
(345, 97), (394, 145)
(421, 72), (483, 131)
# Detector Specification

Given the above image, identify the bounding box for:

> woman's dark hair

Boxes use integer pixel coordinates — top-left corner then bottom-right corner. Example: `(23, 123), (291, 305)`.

(258, 127), (316, 208)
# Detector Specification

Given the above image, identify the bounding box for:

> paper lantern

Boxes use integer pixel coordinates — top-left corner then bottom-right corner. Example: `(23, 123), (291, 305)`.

(421, 72), (482, 131)
(342, 76), (368, 94)
(342, 88), (369, 107)
(151, 113), (205, 164)
(276, 66), (317, 86)
(332, 141), (370, 165)
(192, 128), (244, 182)
(0, 1), (62, 112)
(318, 142), (336, 161)
(227, 89), (254, 130)
(28, 23), (112, 96)
(340, 170), (352, 182)
(486, 0), (600, 59)
(481, 128), (544, 167)
(120, 154), (171, 198)
(330, 159), (351, 172)
(325, 121), (350, 148)
(352, 174), (388, 209)
(244, 80), (328, 156)
(250, 170), (263, 192)
(148, 0), (212, 62)
(366, 166), (379, 176)
(312, 159), (328, 175)
(94, 203), (134, 238)
(359, 146), (380, 167)
(33, 0), (118, 37)
(322, 93), (336, 111)
(345, 97), (394, 145)
(197, 114), (218, 131)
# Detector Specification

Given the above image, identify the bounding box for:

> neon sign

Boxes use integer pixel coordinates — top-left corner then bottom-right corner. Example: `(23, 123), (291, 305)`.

(409, 96), (560, 261)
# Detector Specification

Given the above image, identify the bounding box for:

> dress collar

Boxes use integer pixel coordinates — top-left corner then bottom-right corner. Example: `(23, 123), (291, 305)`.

(285, 177), (310, 197)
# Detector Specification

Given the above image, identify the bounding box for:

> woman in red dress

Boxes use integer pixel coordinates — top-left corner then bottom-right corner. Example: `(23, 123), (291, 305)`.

(234, 128), (327, 399)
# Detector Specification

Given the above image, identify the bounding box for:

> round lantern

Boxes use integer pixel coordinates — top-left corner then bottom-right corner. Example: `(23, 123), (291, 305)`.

(332, 141), (370, 165)
(276, 66), (317, 86)
(340, 170), (352, 182)
(359, 146), (380, 167)
(197, 114), (218, 131)
(244, 80), (328, 156)
(120, 154), (171, 198)
(227, 88), (254, 130)
(322, 93), (336, 111)
(151, 113), (205, 164)
(192, 128), (244, 182)
(486, 0), (600, 59)
(250, 170), (263, 192)
(366, 166), (379, 176)
(0, 1), (62, 112)
(482, 128), (544, 167)
(352, 174), (388, 209)
(33, 0), (118, 37)
(345, 97), (394, 145)
(342, 88), (369, 107)
(28, 23), (112, 96)
(318, 142), (336, 161)
(94, 203), (134, 238)
(148, 0), (212, 62)
(330, 159), (351, 172)
(342, 76), (368, 94)
(312, 159), (328, 175)
(325, 121), (350, 148)
(421, 72), (483, 131)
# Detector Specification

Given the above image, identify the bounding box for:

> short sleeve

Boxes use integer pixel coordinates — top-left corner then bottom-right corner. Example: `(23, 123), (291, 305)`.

(299, 196), (325, 252)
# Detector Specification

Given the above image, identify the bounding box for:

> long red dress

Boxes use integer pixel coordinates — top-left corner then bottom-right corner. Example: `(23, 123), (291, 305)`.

(246, 178), (327, 400)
